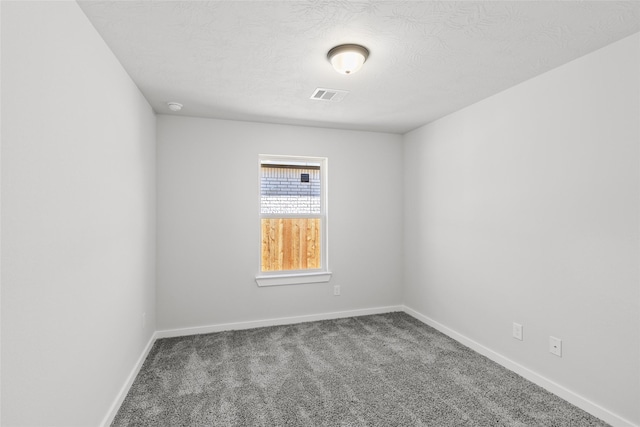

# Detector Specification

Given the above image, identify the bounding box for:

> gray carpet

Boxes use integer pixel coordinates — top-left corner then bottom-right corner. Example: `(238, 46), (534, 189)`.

(112, 312), (608, 426)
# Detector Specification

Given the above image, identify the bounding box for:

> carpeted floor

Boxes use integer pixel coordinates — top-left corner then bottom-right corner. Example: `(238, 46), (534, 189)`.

(112, 312), (608, 426)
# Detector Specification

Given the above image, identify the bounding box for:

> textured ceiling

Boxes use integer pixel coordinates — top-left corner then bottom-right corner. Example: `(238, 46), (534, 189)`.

(78, 1), (640, 134)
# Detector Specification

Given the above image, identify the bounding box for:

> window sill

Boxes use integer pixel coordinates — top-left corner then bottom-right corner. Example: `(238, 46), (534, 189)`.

(255, 271), (332, 287)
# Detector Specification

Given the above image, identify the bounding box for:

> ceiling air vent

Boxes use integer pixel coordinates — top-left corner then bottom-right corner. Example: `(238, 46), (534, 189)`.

(309, 88), (349, 102)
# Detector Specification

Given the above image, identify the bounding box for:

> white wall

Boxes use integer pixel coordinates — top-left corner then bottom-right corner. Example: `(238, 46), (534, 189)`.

(403, 33), (640, 425)
(157, 116), (403, 331)
(1, 2), (156, 426)
(2, 2), (634, 425)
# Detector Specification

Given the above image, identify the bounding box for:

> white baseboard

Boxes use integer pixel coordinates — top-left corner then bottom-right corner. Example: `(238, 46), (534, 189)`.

(156, 305), (403, 339)
(402, 305), (638, 427)
(100, 332), (157, 427)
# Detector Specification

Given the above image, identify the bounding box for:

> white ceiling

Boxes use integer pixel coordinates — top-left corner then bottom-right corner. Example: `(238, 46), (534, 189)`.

(78, 1), (640, 134)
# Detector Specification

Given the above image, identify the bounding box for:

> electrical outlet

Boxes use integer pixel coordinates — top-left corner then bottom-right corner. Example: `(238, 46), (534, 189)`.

(333, 285), (341, 296)
(512, 322), (523, 340)
(549, 336), (562, 357)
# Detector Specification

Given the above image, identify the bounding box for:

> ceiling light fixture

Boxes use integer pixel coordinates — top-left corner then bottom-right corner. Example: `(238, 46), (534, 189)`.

(327, 44), (369, 75)
(167, 102), (183, 112)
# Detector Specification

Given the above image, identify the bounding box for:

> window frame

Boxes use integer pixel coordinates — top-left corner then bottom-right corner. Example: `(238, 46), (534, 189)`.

(255, 154), (331, 287)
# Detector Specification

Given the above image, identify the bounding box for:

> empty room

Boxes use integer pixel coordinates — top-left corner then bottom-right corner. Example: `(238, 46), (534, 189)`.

(1, 1), (639, 426)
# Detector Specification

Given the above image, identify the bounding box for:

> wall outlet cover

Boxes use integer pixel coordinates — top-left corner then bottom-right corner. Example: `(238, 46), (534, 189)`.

(549, 336), (562, 357)
(512, 322), (523, 340)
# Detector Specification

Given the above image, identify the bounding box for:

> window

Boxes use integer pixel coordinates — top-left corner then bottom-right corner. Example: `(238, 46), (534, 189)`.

(256, 155), (331, 286)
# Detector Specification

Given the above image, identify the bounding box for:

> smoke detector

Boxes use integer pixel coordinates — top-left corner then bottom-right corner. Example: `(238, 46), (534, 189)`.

(167, 102), (183, 112)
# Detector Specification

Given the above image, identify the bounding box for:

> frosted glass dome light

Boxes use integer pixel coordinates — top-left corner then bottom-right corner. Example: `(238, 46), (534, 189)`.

(327, 44), (369, 75)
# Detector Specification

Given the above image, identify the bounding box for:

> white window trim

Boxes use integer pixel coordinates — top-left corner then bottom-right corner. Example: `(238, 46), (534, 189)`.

(255, 271), (332, 287)
(256, 154), (331, 287)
